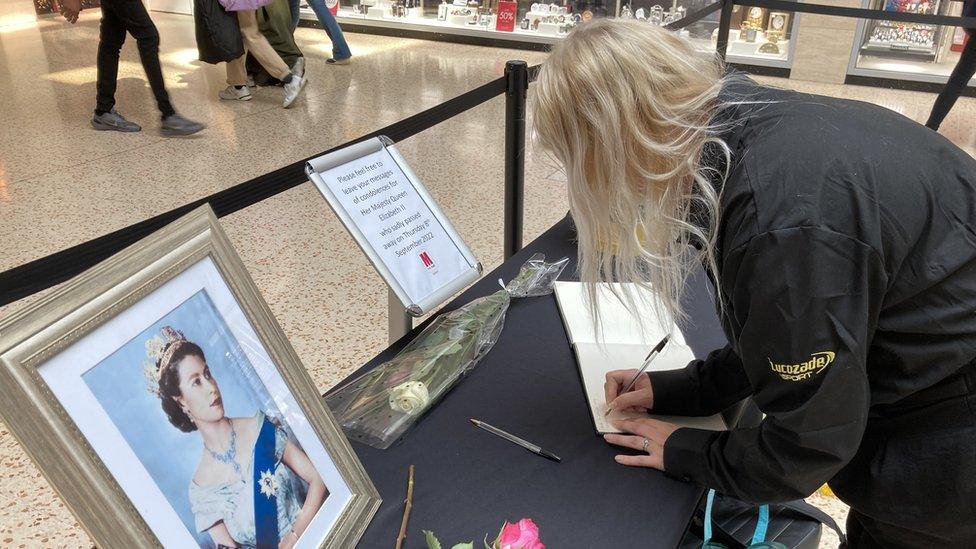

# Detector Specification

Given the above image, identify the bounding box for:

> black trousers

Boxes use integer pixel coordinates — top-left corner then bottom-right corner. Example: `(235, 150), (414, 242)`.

(831, 363), (976, 548)
(95, 0), (175, 117)
(926, 33), (976, 130)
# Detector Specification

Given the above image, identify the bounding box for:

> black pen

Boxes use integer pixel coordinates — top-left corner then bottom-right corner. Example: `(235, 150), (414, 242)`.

(605, 334), (670, 417)
(469, 418), (561, 463)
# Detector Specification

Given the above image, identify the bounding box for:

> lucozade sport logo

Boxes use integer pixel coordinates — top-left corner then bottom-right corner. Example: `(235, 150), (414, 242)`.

(768, 351), (836, 382)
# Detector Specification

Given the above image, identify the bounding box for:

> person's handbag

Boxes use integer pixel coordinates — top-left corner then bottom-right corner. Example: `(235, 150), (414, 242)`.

(680, 489), (847, 549)
(194, 0), (244, 63)
(218, 0), (273, 12)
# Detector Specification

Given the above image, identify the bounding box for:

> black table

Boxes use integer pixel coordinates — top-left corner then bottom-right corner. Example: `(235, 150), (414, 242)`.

(344, 216), (729, 548)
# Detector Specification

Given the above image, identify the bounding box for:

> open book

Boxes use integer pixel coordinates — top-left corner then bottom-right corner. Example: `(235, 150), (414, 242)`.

(554, 281), (727, 435)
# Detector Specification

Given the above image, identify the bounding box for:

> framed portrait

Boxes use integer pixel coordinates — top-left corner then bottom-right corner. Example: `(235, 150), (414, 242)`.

(0, 206), (380, 548)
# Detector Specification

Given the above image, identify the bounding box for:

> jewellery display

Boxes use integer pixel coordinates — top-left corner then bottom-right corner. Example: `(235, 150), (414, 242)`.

(744, 25), (757, 42)
(649, 5), (663, 25)
(742, 5), (765, 29)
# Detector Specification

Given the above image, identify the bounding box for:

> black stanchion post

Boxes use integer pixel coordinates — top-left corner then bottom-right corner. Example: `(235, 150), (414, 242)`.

(504, 60), (528, 260)
(716, 0), (733, 61)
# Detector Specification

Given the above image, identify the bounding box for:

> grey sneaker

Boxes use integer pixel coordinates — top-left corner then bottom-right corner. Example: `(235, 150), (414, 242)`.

(246, 75), (256, 88)
(91, 109), (141, 132)
(292, 56), (305, 78)
(326, 57), (351, 65)
(219, 85), (252, 101)
(282, 75), (307, 108)
(160, 114), (205, 136)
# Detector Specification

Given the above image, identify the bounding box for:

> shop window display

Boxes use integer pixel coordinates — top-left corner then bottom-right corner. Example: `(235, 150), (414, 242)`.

(298, 0), (797, 66)
(849, 0), (976, 85)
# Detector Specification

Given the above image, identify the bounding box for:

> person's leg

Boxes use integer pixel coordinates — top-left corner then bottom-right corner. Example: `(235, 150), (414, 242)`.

(830, 386), (976, 548)
(220, 54), (254, 101)
(237, 9), (292, 81)
(926, 35), (976, 130)
(288, 0), (301, 32)
(306, 0), (351, 60)
(843, 511), (885, 549)
(109, 0), (176, 117)
(226, 54), (249, 87)
(95, 2), (126, 115)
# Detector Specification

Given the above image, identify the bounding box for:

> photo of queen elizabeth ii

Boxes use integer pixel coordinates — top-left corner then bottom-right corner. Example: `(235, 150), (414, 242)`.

(83, 290), (328, 548)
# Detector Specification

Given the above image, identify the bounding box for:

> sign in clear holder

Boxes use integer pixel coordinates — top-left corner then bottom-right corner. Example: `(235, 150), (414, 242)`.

(307, 137), (482, 343)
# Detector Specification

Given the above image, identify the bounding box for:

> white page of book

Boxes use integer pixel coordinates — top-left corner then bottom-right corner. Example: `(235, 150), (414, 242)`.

(554, 281), (727, 435)
(553, 281), (689, 346)
(575, 343), (726, 434)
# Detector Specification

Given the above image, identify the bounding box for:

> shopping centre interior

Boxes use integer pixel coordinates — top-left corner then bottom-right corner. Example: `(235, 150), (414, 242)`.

(0, 0), (974, 544)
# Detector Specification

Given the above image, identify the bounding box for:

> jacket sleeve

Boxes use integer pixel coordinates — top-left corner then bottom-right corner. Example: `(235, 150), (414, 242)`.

(662, 227), (886, 502)
(648, 344), (753, 416)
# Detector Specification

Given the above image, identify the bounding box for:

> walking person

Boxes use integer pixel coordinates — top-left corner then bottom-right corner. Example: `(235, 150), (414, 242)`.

(58, 0), (205, 135)
(926, 0), (976, 130)
(287, 0), (352, 65)
(218, 0), (308, 107)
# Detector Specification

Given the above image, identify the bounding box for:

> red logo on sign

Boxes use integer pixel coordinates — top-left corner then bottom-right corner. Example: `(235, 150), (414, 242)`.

(420, 252), (434, 268)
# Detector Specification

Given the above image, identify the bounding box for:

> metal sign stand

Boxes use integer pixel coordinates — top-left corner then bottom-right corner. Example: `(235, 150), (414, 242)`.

(388, 289), (413, 344)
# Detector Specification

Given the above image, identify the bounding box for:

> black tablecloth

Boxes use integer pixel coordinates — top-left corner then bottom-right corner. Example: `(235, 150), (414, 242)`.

(343, 215), (729, 548)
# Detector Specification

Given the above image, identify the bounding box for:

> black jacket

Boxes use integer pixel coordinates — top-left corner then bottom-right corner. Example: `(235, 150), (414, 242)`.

(650, 77), (976, 502)
(194, 0), (244, 65)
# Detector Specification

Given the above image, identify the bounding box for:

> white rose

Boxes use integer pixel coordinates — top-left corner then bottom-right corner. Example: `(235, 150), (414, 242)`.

(389, 381), (430, 414)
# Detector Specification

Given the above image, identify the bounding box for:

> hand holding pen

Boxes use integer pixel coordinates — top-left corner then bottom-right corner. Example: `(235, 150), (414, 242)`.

(604, 335), (669, 416)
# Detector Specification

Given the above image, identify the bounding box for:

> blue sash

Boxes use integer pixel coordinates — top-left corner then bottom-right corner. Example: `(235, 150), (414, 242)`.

(253, 417), (280, 549)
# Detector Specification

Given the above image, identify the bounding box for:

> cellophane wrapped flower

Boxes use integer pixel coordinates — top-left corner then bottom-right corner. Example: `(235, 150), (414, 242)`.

(326, 254), (569, 449)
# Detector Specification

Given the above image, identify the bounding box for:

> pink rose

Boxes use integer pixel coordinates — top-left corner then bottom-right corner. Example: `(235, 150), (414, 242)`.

(497, 518), (544, 549)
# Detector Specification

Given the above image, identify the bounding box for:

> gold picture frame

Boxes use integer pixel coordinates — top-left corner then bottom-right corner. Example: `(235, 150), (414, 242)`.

(766, 11), (790, 36)
(0, 205), (380, 548)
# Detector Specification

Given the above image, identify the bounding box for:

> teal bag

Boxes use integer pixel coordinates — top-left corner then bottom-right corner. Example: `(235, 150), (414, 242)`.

(702, 490), (789, 549)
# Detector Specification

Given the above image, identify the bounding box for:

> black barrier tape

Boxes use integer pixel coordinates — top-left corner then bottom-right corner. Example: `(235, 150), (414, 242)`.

(0, 73), (519, 308)
(736, 0), (976, 28)
(665, 1), (723, 30)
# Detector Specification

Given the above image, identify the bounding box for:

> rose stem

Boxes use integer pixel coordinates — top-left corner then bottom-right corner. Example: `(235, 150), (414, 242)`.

(396, 465), (415, 549)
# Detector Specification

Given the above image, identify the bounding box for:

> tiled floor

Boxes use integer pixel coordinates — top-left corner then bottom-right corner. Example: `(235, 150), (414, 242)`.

(1, 10), (975, 548)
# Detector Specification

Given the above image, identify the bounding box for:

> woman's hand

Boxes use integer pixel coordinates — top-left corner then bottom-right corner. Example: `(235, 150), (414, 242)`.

(57, 0), (82, 23)
(604, 369), (654, 413)
(603, 418), (679, 471)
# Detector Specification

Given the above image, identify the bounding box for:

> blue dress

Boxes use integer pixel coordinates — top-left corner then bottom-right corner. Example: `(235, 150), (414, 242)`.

(188, 412), (307, 548)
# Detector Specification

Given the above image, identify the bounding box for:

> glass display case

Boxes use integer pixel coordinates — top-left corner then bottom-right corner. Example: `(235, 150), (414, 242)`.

(301, 0), (610, 46)
(681, 2), (800, 69)
(300, 0), (799, 67)
(848, 0), (975, 85)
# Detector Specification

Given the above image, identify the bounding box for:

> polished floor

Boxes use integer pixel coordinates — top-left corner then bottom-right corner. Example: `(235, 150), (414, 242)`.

(1, 9), (975, 547)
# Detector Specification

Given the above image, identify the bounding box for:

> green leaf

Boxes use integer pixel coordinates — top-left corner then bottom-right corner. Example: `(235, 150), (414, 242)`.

(424, 530), (442, 549)
(450, 543), (474, 549)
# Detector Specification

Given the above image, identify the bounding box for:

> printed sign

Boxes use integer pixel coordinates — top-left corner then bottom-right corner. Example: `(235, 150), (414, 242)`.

(307, 138), (479, 314)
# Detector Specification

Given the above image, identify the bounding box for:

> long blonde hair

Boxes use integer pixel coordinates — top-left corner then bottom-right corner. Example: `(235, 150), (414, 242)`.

(532, 19), (732, 330)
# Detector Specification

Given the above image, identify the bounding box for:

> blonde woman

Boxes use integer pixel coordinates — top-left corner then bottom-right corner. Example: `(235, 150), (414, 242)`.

(534, 19), (976, 547)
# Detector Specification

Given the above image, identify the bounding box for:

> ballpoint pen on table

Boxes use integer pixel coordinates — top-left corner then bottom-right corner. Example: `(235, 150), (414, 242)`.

(469, 418), (561, 462)
(604, 334), (670, 417)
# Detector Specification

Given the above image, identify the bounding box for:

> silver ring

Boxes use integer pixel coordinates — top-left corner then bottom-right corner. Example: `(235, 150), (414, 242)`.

(641, 438), (649, 453)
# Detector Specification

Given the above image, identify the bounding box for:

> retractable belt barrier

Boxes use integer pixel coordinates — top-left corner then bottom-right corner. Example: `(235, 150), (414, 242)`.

(0, 73), (515, 308)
